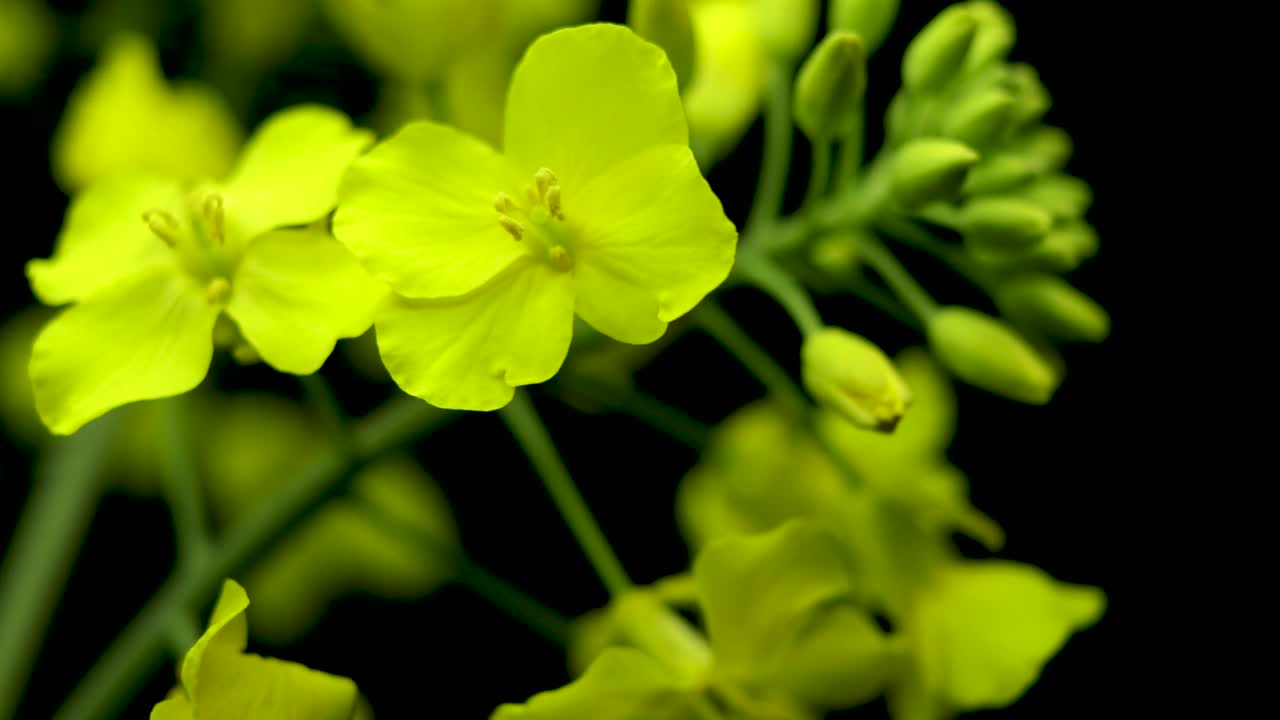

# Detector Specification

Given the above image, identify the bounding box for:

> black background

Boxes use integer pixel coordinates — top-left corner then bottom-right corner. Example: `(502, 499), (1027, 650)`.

(0, 1), (1171, 718)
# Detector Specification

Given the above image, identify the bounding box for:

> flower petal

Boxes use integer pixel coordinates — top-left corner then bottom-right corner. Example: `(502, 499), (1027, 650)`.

(375, 260), (575, 411)
(226, 226), (384, 375)
(333, 121), (528, 299)
(219, 105), (374, 243)
(149, 697), (193, 720)
(30, 268), (218, 435)
(492, 647), (703, 720)
(194, 653), (358, 719)
(51, 33), (242, 193)
(572, 144), (737, 343)
(504, 24), (687, 189)
(27, 175), (184, 305)
(912, 561), (1106, 710)
(180, 580), (251, 697)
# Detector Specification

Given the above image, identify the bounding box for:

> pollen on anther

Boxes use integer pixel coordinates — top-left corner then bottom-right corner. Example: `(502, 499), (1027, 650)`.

(548, 245), (574, 271)
(494, 192), (517, 214)
(202, 193), (226, 245)
(143, 210), (179, 248)
(206, 277), (232, 305)
(534, 168), (557, 198)
(498, 215), (525, 241)
(546, 186), (563, 219)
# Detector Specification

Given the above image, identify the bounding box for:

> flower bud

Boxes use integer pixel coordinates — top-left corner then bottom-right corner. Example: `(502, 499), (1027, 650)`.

(927, 306), (1058, 404)
(961, 153), (1040, 195)
(629, 0), (697, 91)
(961, 197), (1053, 252)
(941, 87), (1016, 148)
(802, 328), (912, 431)
(829, 0), (900, 55)
(891, 137), (980, 208)
(963, 0), (1015, 72)
(903, 6), (977, 93)
(1004, 63), (1051, 127)
(753, 0), (820, 61)
(1013, 174), (1093, 220)
(793, 31), (867, 141)
(996, 275), (1110, 343)
(1009, 125), (1073, 171)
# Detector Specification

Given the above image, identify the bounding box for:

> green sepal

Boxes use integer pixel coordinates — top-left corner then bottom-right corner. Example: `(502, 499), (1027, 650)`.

(926, 306), (1058, 404)
(902, 6), (977, 93)
(940, 87), (1016, 148)
(891, 138), (980, 208)
(1011, 174), (1093, 220)
(793, 31), (868, 142)
(829, 0), (900, 55)
(961, 153), (1041, 195)
(801, 327), (911, 432)
(961, 197), (1053, 252)
(961, 1), (1015, 72)
(994, 275), (1110, 343)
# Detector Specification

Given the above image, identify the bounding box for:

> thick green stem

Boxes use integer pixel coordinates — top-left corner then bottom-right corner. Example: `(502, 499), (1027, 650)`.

(746, 64), (795, 233)
(736, 252), (824, 336)
(160, 397), (210, 569)
(500, 390), (631, 598)
(53, 396), (449, 720)
(804, 140), (832, 209)
(834, 102), (866, 183)
(0, 414), (122, 719)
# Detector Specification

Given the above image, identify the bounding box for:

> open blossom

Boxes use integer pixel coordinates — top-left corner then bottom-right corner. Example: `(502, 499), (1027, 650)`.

(27, 106), (382, 435)
(334, 23), (737, 411)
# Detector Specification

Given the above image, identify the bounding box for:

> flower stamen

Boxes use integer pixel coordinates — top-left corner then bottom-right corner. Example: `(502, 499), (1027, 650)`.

(143, 209), (180, 248)
(499, 215), (525, 241)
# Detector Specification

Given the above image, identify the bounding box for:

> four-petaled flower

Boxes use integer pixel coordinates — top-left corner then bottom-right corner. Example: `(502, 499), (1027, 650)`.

(27, 106), (384, 435)
(334, 23), (738, 411)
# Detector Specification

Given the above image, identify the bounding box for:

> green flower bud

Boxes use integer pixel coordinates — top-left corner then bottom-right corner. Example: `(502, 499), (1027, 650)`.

(1004, 63), (1051, 127)
(829, 0), (900, 55)
(903, 6), (978, 93)
(996, 275), (1110, 343)
(802, 328), (912, 431)
(941, 87), (1016, 148)
(1009, 125), (1073, 171)
(891, 137), (980, 207)
(962, 153), (1040, 195)
(628, 0), (697, 91)
(977, 221), (1098, 274)
(794, 31), (867, 141)
(1014, 174), (1093, 220)
(963, 0), (1015, 72)
(927, 307), (1058, 404)
(961, 197), (1053, 252)
(753, 0), (820, 61)
(809, 232), (862, 278)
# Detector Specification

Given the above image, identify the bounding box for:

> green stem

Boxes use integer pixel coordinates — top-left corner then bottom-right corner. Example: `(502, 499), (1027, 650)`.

(853, 234), (939, 321)
(301, 372), (346, 443)
(53, 396), (450, 720)
(736, 253), (824, 336)
(692, 301), (808, 417)
(834, 102), (866, 183)
(557, 375), (710, 450)
(0, 413), (122, 719)
(457, 559), (571, 647)
(879, 217), (994, 289)
(500, 391), (631, 598)
(803, 140), (832, 209)
(746, 64), (795, 233)
(849, 278), (923, 331)
(160, 397), (210, 568)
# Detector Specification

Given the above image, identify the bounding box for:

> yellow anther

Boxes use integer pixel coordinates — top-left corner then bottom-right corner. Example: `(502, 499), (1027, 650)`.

(494, 192), (518, 214)
(548, 245), (574, 271)
(499, 215), (525, 241)
(534, 168), (558, 198)
(142, 210), (180, 248)
(545, 186), (563, 219)
(201, 193), (226, 245)
(206, 277), (232, 305)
